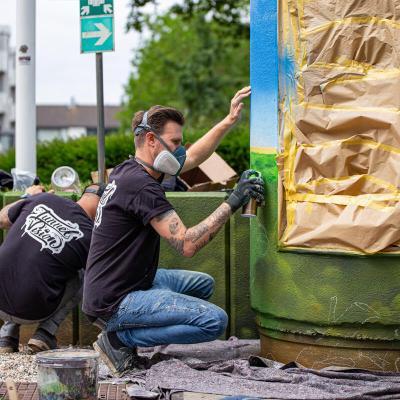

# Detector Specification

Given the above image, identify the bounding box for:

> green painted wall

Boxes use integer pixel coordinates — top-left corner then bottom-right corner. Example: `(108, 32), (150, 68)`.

(250, 152), (400, 345)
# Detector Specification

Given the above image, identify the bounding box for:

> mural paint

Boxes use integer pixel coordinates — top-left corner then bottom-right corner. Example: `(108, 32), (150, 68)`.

(250, 0), (400, 370)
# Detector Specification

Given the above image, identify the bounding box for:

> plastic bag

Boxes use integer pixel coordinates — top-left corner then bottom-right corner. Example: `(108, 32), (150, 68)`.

(11, 168), (36, 192)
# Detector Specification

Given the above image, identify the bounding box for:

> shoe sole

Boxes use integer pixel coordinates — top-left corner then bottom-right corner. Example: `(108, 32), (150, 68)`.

(93, 341), (123, 377)
(27, 338), (53, 354)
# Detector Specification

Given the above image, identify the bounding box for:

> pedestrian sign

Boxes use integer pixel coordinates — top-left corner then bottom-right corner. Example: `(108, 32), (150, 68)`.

(80, 0), (114, 53)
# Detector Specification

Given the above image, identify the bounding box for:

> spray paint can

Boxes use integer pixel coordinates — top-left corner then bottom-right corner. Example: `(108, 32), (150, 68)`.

(241, 171), (263, 218)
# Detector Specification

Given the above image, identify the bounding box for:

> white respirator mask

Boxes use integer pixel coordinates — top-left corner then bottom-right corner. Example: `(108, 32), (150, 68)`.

(134, 111), (186, 176)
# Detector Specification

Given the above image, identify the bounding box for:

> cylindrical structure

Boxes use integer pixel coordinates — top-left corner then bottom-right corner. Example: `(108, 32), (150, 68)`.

(37, 349), (99, 400)
(15, 0), (36, 174)
(250, 0), (400, 371)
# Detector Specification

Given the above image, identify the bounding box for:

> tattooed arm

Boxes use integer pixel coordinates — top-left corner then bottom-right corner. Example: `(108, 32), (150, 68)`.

(150, 203), (232, 258)
(0, 201), (22, 230)
(0, 185), (45, 230)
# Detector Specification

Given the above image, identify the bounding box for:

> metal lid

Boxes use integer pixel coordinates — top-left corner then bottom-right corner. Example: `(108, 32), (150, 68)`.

(37, 349), (99, 368)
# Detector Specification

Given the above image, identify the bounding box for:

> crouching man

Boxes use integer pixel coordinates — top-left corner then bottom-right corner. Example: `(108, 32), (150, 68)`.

(0, 183), (105, 353)
(83, 95), (264, 376)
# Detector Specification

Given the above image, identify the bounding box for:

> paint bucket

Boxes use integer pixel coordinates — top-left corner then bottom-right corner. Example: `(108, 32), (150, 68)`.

(36, 349), (99, 400)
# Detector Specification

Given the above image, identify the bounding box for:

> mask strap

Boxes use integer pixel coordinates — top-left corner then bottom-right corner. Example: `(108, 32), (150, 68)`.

(134, 111), (152, 136)
(155, 134), (174, 153)
(135, 156), (157, 172)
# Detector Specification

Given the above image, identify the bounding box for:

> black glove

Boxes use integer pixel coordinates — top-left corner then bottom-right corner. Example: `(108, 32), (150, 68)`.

(225, 169), (265, 213)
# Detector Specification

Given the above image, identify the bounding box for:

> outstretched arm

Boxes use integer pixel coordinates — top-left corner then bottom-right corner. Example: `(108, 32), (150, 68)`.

(0, 185), (45, 230)
(151, 203), (232, 258)
(181, 86), (251, 173)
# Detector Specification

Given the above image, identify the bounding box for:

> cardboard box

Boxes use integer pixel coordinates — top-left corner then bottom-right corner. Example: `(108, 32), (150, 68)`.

(179, 151), (238, 192)
(91, 168), (114, 184)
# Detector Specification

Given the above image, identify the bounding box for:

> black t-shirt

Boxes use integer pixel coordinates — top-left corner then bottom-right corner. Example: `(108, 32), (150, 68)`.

(0, 193), (93, 320)
(83, 158), (174, 319)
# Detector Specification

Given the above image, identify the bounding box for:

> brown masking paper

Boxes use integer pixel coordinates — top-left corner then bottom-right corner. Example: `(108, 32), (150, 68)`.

(279, 0), (400, 254)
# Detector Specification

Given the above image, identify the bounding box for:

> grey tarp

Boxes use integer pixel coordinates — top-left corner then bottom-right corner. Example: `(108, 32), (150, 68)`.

(98, 340), (400, 399)
(145, 358), (400, 400)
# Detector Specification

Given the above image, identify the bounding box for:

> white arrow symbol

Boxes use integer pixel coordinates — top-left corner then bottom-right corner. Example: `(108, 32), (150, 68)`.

(82, 23), (112, 46)
(104, 4), (113, 13)
(81, 6), (90, 16)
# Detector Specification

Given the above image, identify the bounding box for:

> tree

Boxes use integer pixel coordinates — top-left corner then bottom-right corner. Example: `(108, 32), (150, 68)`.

(126, 0), (249, 38)
(119, 12), (249, 131)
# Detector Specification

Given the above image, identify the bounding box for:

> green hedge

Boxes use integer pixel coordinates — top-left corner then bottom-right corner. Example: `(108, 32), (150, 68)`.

(0, 127), (249, 184)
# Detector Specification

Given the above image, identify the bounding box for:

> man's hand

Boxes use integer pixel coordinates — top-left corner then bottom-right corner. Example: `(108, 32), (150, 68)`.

(25, 185), (45, 196)
(225, 170), (265, 213)
(181, 86), (252, 173)
(225, 86), (251, 126)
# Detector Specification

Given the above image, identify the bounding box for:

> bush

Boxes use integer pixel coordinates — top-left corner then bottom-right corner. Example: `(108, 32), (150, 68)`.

(0, 127), (249, 184)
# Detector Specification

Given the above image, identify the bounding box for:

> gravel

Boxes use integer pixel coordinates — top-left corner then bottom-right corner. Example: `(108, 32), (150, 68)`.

(0, 352), (37, 382)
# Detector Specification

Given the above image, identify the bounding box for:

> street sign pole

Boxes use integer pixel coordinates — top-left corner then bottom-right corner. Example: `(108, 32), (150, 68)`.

(96, 53), (106, 184)
(80, 0), (114, 184)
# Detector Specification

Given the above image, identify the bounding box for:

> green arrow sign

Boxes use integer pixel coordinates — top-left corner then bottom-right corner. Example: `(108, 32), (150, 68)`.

(80, 0), (113, 17)
(80, 0), (114, 53)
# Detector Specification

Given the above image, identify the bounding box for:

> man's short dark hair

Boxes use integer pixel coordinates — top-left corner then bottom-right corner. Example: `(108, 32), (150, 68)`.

(132, 106), (185, 148)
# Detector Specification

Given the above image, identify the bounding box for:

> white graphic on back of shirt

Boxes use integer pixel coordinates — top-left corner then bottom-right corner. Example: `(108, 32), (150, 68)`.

(22, 204), (84, 254)
(94, 180), (117, 229)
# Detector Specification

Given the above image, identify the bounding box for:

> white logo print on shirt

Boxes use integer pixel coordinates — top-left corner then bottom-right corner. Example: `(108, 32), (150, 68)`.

(94, 180), (117, 229)
(22, 204), (84, 254)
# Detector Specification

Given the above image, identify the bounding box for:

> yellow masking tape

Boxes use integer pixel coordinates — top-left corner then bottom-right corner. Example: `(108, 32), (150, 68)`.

(304, 16), (400, 36)
(296, 175), (399, 195)
(288, 192), (400, 209)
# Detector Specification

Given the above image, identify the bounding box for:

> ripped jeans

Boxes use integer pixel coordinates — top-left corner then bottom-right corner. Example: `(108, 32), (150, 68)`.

(105, 269), (228, 348)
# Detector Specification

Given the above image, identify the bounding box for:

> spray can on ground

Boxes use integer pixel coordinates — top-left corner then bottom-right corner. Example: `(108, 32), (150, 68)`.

(241, 170), (263, 218)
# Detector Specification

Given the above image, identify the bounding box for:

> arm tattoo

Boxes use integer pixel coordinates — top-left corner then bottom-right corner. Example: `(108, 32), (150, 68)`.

(210, 207), (230, 226)
(186, 222), (209, 243)
(168, 217), (180, 235)
(168, 237), (185, 256)
(0, 202), (16, 230)
(184, 204), (231, 255)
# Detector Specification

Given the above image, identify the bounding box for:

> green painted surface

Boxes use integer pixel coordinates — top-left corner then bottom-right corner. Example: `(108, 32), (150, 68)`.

(161, 193), (228, 314)
(230, 213), (257, 338)
(250, 152), (400, 344)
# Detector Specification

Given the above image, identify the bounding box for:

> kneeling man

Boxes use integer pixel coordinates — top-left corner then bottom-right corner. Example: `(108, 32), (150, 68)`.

(0, 183), (105, 353)
(83, 90), (264, 376)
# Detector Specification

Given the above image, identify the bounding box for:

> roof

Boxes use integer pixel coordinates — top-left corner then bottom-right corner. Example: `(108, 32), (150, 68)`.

(36, 105), (122, 129)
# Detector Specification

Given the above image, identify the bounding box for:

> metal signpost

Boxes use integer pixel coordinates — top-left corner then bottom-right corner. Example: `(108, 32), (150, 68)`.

(80, 0), (114, 184)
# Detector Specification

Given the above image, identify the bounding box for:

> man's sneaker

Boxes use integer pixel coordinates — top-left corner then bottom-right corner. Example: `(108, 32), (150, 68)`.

(0, 337), (18, 354)
(27, 329), (58, 354)
(93, 332), (148, 377)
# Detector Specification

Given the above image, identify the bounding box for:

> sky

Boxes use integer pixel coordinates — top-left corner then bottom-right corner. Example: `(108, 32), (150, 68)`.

(0, 0), (173, 106)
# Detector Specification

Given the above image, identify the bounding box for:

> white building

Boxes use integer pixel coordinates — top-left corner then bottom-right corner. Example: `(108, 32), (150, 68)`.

(0, 26), (122, 154)
(0, 25), (16, 153)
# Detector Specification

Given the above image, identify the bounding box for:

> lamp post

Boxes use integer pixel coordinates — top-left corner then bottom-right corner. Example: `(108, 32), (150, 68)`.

(15, 0), (36, 174)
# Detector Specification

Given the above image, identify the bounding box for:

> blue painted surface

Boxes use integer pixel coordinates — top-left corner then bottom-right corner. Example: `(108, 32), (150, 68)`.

(250, 0), (278, 149)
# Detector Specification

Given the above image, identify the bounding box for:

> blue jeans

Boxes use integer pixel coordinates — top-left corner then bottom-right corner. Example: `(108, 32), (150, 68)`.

(106, 269), (228, 348)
